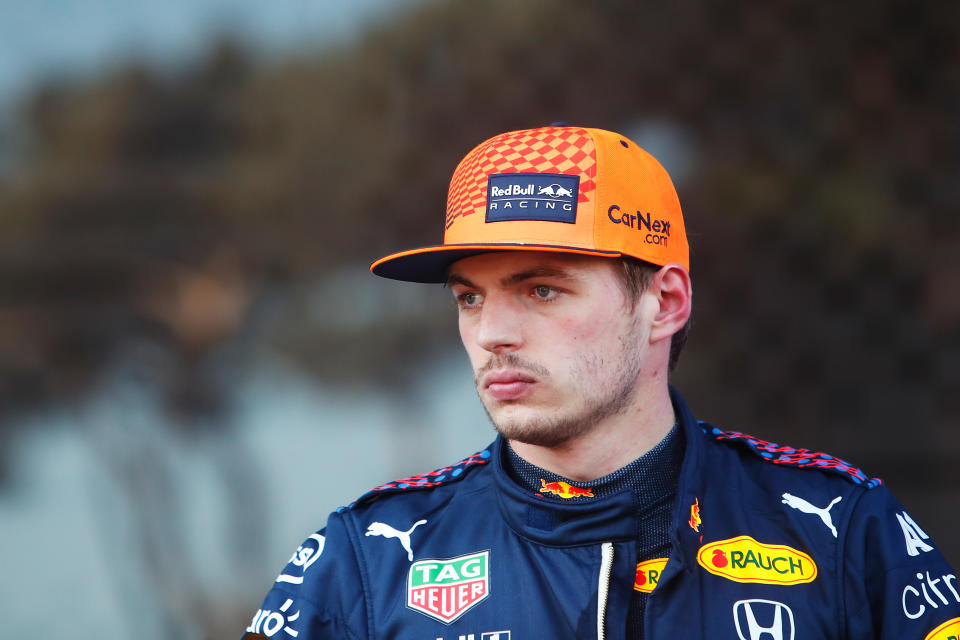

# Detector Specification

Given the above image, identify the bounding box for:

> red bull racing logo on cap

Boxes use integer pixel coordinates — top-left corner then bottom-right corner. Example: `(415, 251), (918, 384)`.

(539, 479), (595, 499)
(408, 550), (490, 623)
(445, 127), (596, 230)
(486, 173), (579, 224)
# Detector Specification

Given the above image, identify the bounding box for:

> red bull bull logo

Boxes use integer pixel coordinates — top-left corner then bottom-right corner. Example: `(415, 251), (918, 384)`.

(539, 479), (595, 499)
(634, 558), (669, 593)
(689, 498), (702, 532)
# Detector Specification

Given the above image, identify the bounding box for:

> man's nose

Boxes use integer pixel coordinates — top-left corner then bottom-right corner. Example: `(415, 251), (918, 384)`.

(474, 295), (523, 354)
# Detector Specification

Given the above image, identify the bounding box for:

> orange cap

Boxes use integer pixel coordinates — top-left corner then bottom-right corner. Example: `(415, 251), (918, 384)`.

(370, 125), (689, 282)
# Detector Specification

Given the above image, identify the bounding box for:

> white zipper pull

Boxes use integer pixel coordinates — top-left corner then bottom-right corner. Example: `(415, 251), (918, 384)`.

(597, 542), (614, 640)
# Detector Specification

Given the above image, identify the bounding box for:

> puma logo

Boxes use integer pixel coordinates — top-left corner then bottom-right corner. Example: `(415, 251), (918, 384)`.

(781, 493), (842, 538)
(365, 519), (428, 561)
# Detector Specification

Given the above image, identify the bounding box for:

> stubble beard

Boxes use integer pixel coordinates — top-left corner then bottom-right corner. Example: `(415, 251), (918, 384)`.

(475, 329), (645, 449)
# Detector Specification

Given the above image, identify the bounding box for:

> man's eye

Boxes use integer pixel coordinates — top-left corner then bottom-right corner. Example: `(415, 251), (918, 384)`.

(533, 285), (556, 299)
(459, 292), (482, 307)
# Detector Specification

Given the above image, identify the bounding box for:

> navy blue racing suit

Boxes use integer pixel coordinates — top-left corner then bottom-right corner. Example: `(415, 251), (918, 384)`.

(243, 390), (959, 639)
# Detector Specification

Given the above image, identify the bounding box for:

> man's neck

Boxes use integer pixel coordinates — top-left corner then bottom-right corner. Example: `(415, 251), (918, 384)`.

(508, 383), (677, 482)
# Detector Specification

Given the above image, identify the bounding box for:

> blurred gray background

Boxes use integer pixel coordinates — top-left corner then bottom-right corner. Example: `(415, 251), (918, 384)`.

(0, 0), (957, 637)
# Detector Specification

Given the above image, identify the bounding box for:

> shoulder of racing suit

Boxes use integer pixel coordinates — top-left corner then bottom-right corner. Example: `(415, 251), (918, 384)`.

(698, 420), (883, 488)
(687, 421), (959, 640)
(241, 446), (497, 640)
(340, 445), (494, 511)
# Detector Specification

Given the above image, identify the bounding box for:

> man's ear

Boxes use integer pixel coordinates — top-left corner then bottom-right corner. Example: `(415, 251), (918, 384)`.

(648, 263), (692, 345)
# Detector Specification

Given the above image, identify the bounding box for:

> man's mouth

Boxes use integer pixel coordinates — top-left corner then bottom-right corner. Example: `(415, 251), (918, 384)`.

(482, 370), (538, 402)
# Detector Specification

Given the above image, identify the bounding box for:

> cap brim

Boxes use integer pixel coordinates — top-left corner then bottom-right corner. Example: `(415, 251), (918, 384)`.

(370, 243), (623, 283)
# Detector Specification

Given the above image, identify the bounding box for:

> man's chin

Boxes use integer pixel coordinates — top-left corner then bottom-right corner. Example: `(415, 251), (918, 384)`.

(485, 405), (589, 449)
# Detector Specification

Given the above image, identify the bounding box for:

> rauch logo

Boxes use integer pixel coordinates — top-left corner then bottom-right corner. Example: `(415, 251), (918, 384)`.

(407, 550), (490, 623)
(923, 616), (960, 640)
(634, 558), (669, 593)
(696, 536), (817, 585)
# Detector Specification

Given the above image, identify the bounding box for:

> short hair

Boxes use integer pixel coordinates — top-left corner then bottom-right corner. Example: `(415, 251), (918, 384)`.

(616, 257), (691, 372)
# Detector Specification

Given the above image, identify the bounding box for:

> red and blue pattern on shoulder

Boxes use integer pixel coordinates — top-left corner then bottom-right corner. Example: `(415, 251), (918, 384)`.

(700, 422), (883, 489)
(340, 447), (492, 511)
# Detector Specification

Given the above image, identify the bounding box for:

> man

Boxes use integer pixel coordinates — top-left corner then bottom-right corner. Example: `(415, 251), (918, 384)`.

(244, 126), (958, 639)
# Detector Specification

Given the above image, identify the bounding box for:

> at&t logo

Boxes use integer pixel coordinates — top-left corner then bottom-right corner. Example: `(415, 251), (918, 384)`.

(276, 533), (324, 585)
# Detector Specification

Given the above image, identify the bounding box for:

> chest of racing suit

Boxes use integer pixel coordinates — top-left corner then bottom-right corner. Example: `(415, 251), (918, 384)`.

(244, 391), (959, 639)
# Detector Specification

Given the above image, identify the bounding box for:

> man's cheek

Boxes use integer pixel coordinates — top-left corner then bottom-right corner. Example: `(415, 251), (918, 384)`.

(464, 349), (488, 382)
(562, 316), (612, 343)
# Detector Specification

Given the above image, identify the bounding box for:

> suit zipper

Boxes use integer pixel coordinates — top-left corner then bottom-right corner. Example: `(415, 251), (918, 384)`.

(597, 542), (614, 640)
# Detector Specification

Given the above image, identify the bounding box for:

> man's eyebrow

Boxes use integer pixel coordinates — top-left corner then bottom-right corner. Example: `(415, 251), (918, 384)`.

(446, 265), (581, 290)
(500, 266), (579, 287)
(445, 273), (476, 289)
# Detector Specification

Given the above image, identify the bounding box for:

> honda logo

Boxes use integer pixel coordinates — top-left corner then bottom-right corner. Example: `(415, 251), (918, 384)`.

(733, 599), (795, 640)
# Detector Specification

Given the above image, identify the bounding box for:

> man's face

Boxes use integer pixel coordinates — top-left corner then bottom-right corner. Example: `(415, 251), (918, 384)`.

(447, 252), (652, 448)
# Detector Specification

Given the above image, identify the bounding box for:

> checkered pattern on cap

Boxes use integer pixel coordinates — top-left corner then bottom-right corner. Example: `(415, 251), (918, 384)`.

(445, 127), (598, 230)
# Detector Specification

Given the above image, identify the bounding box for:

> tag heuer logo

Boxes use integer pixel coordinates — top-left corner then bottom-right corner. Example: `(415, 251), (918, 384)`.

(407, 550), (490, 623)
